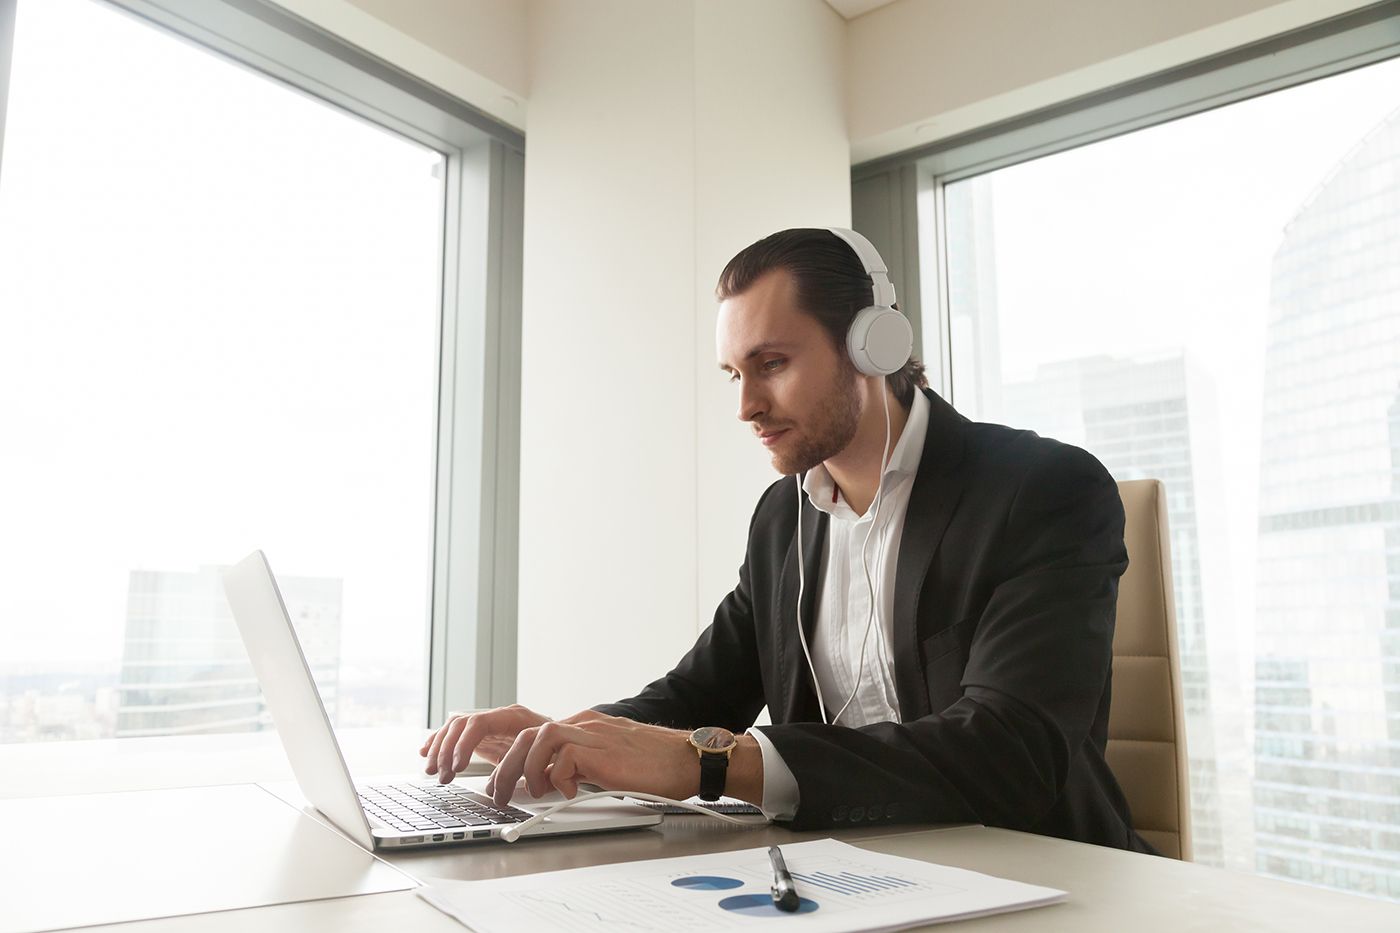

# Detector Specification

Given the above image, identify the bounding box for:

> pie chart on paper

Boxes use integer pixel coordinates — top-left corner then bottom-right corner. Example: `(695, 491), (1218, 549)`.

(670, 875), (744, 891)
(717, 893), (821, 915)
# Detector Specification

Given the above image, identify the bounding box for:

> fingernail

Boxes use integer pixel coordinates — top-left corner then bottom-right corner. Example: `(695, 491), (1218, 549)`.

(451, 756), (460, 771)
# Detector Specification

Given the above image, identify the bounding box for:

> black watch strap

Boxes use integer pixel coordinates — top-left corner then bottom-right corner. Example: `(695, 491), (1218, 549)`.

(697, 751), (729, 802)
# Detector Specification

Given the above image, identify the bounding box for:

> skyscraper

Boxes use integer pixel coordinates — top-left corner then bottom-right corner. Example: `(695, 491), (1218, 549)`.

(115, 566), (342, 737)
(1254, 106), (1400, 899)
(1002, 353), (1240, 869)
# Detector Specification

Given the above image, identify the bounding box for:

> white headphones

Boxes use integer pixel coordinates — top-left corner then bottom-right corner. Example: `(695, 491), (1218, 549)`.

(826, 227), (914, 377)
(793, 228), (910, 727)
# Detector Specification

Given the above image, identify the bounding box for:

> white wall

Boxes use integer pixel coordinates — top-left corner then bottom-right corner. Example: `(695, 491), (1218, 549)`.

(517, 0), (848, 715)
(691, 0), (848, 693)
(847, 0), (1378, 161)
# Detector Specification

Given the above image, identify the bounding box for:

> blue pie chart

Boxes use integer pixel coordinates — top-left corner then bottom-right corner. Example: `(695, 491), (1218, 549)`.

(718, 893), (820, 915)
(671, 875), (744, 891)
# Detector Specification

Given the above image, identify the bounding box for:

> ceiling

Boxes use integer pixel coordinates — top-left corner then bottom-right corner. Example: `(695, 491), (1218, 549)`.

(823, 0), (901, 20)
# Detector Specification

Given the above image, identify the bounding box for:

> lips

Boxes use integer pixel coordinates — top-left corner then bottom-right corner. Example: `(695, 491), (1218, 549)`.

(758, 429), (789, 447)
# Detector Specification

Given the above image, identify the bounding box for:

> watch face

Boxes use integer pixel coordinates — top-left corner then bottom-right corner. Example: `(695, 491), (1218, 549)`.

(691, 726), (736, 751)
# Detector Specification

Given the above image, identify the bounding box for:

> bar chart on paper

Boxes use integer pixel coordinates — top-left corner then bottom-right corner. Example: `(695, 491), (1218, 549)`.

(789, 868), (940, 896)
(416, 838), (1066, 933)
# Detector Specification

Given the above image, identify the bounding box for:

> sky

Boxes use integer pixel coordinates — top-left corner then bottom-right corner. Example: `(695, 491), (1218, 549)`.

(0, 0), (445, 692)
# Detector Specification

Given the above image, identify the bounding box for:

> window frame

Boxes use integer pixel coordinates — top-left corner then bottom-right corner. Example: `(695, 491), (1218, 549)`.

(0, 0), (524, 729)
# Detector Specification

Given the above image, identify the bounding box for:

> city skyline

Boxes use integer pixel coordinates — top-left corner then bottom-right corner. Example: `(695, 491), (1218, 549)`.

(115, 567), (342, 738)
(1000, 352), (1244, 871)
(1251, 102), (1400, 899)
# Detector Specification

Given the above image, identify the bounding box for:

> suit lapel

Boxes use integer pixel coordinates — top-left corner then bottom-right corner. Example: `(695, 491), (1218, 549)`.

(777, 492), (828, 723)
(891, 389), (969, 721)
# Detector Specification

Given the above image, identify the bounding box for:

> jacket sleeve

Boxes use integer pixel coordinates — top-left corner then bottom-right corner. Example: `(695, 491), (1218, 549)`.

(759, 445), (1127, 831)
(591, 488), (773, 733)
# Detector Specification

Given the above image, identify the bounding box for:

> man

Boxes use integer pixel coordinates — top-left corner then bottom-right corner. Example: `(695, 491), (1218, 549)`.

(421, 228), (1152, 854)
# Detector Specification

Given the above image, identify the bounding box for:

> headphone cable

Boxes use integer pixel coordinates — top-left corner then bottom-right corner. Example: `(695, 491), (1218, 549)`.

(832, 381), (894, 725)
(499, 789), (760, 842)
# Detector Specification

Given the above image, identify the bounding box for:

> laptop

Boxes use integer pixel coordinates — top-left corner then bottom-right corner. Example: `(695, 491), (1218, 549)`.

(221, 549), (661, 849)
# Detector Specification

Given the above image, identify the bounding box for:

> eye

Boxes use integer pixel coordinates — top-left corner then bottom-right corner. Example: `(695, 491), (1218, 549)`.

(725, 370), (740, 384)
(761, 358), (785, 373)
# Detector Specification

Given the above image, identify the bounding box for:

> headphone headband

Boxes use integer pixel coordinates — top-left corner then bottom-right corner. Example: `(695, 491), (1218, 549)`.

(826, 227), (897, 309)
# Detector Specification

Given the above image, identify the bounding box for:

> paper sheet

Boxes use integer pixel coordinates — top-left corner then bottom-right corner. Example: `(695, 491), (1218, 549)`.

(416, 837), (1064, 933)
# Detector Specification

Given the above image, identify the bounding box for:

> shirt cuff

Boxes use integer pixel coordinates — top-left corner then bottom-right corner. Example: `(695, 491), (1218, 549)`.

(750, 727), (799, 821)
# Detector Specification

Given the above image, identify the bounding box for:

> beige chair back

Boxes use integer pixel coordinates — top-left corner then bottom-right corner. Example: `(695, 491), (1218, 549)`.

(1106, 479), (1192, 860)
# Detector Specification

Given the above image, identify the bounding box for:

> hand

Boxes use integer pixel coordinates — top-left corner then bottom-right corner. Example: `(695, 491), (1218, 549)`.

(419, 704), (552, 784)
(484, 710), (698, 807)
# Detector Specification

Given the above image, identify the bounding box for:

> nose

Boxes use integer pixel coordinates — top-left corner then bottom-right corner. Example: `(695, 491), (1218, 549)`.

(737, 377), (767, 424)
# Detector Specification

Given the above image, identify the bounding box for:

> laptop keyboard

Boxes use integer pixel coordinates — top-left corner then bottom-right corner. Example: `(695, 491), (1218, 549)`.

(359, 783), (531, 834)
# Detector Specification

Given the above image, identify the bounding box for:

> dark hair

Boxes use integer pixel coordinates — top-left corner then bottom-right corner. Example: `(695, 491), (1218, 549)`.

(715, 228), (928, 407)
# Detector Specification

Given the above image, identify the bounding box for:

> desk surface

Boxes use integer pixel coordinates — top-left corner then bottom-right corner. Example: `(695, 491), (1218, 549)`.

(59, 811), (1400, 932)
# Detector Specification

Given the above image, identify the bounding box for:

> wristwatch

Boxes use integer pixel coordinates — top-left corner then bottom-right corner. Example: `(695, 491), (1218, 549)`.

(688, 726), (738, 801)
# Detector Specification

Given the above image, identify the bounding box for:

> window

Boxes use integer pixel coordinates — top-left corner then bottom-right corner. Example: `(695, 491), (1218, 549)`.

(853, 7), (1400, 903)
(930, 48), (1400, 900)
(0, 0), (522, 767)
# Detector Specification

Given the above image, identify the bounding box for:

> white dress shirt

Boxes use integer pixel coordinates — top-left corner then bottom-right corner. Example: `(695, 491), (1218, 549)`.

(751, 389), (931, 820)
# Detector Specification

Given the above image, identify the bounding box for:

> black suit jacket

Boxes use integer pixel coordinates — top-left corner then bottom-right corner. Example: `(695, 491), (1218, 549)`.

(597, 387), (1153, 854)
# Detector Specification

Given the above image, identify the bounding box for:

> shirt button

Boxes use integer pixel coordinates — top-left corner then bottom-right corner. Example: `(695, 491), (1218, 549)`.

(849, 806), (865, 822)
(885, 802), (901, 820)
(867, 804), (883, 821)
(832, 805), (849, 822)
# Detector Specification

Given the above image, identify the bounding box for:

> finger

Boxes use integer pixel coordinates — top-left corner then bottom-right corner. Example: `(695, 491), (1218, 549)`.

(420, 711), (464, 755)
(448, 708), (551, 779)
(521, 721), (568, 800)
(490, 726), (541, 807)
(436, 715), (481, 780)
(424, 714), (470, 775)
(547, 746), (585, 799)
(422, 722), (449, 770)
(477, 737), (513, 764)
(435, 707), (529, 782)
(449, 716), (496, 775)
(523, 722), (606, 800)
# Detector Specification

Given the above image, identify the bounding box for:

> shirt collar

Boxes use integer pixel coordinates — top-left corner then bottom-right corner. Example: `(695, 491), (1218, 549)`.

(802, 389), (931, 520)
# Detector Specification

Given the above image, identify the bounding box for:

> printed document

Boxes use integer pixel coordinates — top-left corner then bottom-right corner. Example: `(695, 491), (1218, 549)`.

(416, 837), (1065, 932)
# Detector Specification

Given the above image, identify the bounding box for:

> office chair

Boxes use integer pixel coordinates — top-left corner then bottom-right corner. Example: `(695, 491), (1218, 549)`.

(1106, 479), (1193, 860)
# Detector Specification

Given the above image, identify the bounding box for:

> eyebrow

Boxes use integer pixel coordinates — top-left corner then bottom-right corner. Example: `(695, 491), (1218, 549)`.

(717, 342), (796, 372)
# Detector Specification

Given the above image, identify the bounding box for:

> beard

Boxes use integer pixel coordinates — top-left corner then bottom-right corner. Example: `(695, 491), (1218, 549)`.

(769, 364), (862, 475)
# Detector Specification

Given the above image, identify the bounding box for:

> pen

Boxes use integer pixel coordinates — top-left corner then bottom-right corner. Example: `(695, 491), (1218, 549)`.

(768, 845), (800, 912)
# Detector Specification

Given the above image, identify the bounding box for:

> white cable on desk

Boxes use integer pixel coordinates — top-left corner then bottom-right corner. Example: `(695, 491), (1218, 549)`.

(499, 791), (763, 842)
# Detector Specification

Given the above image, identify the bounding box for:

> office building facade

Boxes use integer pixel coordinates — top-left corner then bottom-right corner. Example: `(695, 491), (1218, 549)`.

(1000, 354), (1239, 869)
(1253, 106), (1400, 899)
(115, 567), (342, 737)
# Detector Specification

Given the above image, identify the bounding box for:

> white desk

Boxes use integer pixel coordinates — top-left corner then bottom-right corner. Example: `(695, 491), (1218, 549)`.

(22, 809), (1399, 932)
(0, 784), (416, 933)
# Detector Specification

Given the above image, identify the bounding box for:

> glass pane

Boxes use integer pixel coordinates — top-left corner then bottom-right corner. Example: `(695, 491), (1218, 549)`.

(0, 0), (443, 746)
(942, 58), (1400, 899)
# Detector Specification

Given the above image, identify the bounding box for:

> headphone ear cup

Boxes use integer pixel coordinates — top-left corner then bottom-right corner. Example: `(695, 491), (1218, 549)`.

(847, 305), (914, 377)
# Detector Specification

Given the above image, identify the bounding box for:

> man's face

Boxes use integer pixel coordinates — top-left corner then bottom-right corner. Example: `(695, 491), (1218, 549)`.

(716, 269), (860, 475)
